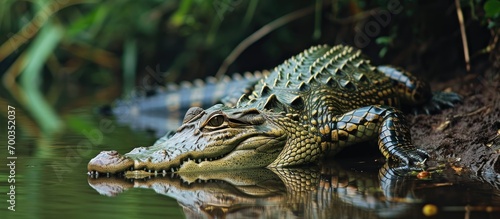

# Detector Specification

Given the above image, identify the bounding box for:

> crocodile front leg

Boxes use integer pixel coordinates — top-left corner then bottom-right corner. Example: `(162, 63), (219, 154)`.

(320, 105), (428, 167)
(269, 105), (428, 168)
(330, 106), (428, 166)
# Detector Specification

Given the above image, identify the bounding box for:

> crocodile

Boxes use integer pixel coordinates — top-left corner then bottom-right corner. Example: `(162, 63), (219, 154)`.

(88, 44), (461, 175)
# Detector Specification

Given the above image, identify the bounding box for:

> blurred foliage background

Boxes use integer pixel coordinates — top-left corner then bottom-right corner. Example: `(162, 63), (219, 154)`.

(0, 0), (498, 136)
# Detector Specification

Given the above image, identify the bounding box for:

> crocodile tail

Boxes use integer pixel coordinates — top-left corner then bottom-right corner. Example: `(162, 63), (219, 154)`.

(110, 71), (267, 136)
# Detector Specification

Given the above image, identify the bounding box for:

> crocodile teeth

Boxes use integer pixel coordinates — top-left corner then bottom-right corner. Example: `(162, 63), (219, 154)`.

(197, 159), (202, 163)
(171, 168), (175, 172)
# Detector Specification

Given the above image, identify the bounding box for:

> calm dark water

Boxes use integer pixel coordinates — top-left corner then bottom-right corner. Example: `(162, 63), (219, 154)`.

(1, 106), (500, 219)
(0, 107), (184, 219)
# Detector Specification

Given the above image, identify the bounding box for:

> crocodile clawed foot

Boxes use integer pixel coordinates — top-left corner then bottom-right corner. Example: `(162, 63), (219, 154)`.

(413, 91), (462, 115)
(393, 148), (429, 171)
(410, 148), (429, 166)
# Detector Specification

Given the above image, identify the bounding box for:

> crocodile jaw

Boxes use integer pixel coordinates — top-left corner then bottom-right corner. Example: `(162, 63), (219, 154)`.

(121, 123), (287, 173)
(87, 112), (288, 175)
(87, 136), (286, 175)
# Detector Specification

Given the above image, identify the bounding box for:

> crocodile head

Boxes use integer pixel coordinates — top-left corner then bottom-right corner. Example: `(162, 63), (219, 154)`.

(88, 104), (291, 175)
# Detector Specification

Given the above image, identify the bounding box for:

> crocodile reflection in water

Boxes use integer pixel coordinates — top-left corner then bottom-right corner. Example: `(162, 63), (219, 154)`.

(88, 161), (423, 218)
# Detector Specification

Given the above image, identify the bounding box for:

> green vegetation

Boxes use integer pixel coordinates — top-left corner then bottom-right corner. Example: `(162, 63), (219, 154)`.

(484, 0), (500, 28)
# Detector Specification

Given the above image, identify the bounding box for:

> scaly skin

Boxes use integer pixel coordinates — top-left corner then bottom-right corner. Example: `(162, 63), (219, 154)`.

(88, 45), (460, 175)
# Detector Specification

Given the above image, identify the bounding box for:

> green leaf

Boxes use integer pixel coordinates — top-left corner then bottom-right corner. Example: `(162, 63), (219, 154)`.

(378, 47), (388, 58)
(20, 23), (64, 134)
(170, 0), (193, 26)
(375, 36), (392, 45)
(484, 0), (500, 17)
(67, 5), (109, 38)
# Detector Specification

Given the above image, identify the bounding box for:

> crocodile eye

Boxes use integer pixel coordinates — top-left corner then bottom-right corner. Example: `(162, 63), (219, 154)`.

(207, 115), (225, 127)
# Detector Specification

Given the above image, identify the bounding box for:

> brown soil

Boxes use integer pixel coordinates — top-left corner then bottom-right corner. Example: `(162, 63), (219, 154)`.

(409, 69), (500, 183)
